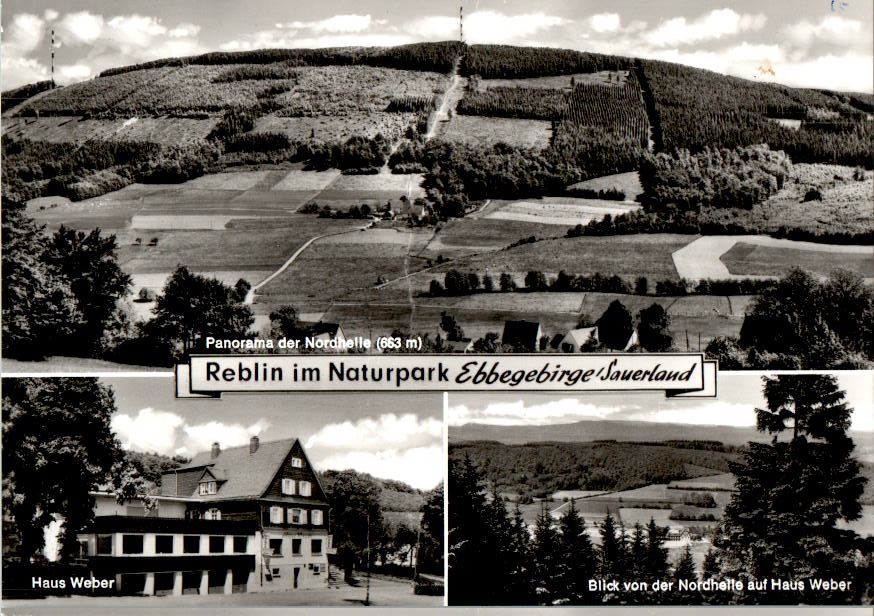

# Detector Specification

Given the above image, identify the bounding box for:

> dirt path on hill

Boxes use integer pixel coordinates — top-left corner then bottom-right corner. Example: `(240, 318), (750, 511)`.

(425, 57), (465, 141)
(244, 222), (372, 305)
(671, 235), (873, 281)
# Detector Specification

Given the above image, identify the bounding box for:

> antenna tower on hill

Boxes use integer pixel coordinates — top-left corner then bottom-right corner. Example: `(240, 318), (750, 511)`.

(51, 28), (55, 88)
(460, 5), (464, 42)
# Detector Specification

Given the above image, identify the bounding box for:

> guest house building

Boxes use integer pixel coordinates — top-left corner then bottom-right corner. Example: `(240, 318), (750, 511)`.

(77, 436), (333, 596)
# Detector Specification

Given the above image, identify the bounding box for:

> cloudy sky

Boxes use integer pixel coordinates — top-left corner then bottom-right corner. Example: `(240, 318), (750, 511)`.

(449, 372), (874, 432)
(103, 378), (443, 491)
(2, 1), (871, 91)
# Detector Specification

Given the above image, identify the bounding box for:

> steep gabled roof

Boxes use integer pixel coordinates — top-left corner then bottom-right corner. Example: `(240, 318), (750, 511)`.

(171, 438), (299, 501)
(311, 322), (342, 338)
(562, 326), (598, 350)
(502, 320), (541, 351)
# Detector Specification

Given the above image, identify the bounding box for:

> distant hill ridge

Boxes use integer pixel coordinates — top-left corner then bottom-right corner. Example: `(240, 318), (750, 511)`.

(451, 418), (874, 448)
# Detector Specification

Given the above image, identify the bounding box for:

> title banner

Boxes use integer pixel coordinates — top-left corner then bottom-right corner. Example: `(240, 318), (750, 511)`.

(176, 354), (717, 397)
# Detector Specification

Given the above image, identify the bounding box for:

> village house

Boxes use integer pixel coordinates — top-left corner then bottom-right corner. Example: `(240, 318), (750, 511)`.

(75, 437), (333, 596)
(501, 320), (542, 352)
(558, 326), (598, 352)
(309, 322), (346, 350)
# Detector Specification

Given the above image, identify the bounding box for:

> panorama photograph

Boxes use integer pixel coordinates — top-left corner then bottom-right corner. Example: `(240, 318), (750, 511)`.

(1, 378), (444, 610)
(1, 0), (873, 372)
(448, 372), (874, 605)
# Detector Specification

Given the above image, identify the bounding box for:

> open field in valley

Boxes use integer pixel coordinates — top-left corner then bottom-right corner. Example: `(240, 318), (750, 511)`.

(721, 242), (873, 278)
(484, 197), (640, 226)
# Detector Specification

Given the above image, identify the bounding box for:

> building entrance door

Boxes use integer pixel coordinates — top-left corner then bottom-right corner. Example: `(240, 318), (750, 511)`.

(293, 567), (300, 589)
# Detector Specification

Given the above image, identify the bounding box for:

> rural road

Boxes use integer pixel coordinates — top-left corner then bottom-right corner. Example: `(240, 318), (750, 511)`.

(672, 235), (873, 281)
(244, 223), (372, 305)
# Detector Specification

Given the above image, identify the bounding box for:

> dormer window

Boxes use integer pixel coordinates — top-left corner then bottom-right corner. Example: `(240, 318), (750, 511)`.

(281, 478), (296, 495)
(299, 481), (312, 497)
(199, 481), (217, 495)
(291, 457), (303, 468)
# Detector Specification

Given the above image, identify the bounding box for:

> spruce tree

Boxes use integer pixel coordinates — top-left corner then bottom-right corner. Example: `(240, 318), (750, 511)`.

(532, 502), (560, 604)
(557, 499), (597, 603)
(672, 545), (700, 603)
(628, 522), (647, 579)
(506, 500), (535, 604)
(717, 375), (868, 604)
(644, 517), (669, 579)
(599, 514), (622, 579)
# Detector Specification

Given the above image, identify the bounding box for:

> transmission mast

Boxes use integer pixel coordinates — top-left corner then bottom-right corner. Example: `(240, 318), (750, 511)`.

(459, 5), (463, 42)
(51, 29), (55, 88)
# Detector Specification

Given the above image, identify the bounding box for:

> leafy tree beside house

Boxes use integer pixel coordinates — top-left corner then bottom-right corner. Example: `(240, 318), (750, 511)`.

(143, 266), (254, 360)
(637, 303), (673, 351)
(597, 300), (635, 350)
(1, 378), (149, 564)
(1, 201), (79, 360)
(319, 469), (386, 581)
(43, 225), (132, 356)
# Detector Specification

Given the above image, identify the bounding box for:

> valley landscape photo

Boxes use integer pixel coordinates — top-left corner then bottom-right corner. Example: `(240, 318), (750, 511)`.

(448, 372), (874, 605)
(2, 1), (872, 371)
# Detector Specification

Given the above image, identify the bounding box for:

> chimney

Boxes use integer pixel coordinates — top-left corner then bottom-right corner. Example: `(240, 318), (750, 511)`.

(250, 436), (260, 455)
(211, 442), (221, 459)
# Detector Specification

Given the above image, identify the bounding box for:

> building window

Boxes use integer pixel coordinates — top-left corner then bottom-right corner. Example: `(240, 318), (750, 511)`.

(312, 539), (322, 555)
(299, 481), (312, 496)
(289, 508), (307, 525)
(122, 534), (144, 554)
(209, 536), (225, 553)
(291, 457), (303, 468)
(204, 508), (221, 520)
(184, 535), (200, 554)
(292, 538), (302, 555)
(311, 509), (324, 526)
(281, 478), (295, 495)
(313, 564), (321, 575)
(233, 536), (247, 553)
(269, 538), (283, 556)
(199, 481), (217, 495)
(97, 534), (112, 555)
(155, 535), (174, 554)
(272, 568), (281, 578)
(269, 506), (283, 524)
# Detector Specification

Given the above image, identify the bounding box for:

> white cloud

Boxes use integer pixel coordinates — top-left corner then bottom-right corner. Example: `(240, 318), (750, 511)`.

(589, 13), (621, 34)
(449, 398), (620, 426)
(1, 57), (49, 89)
(57, 63), (93, 82)
(304, 413), (443, 489)
(305, 413), (442, 451)
(168, 23), (201, 38)
(783, 16), (866, 49)
(220, 29), (412, 52)
(405, 11), (568, 45)
(315, 446), (443, 490)
(44, 9), (59, 22)
(57, 11), (104, 45)
(112, 408), (269, 457)
(626, 401), (756, 427)
(5, 13), (46, 53)
(112, 407), (185, 455)
(646, 9), (766, 47)
(404, 15), (457, 40)
(285, 14), (377, 33)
